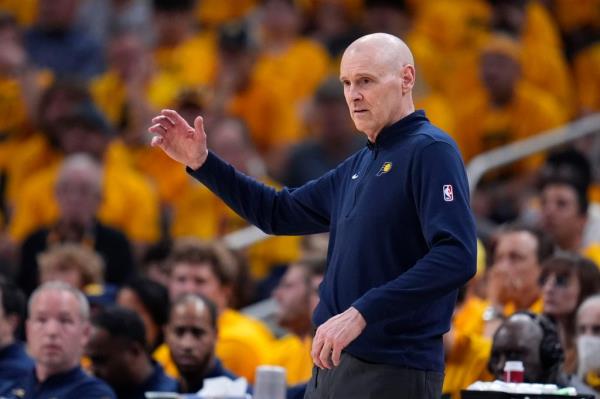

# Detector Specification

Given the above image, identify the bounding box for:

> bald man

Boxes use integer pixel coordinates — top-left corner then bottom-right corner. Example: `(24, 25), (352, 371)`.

(149, 33), (476, 398)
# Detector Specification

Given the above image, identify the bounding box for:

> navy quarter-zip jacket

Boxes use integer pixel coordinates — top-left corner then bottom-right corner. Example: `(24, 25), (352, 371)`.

(188, 110), (477, 372)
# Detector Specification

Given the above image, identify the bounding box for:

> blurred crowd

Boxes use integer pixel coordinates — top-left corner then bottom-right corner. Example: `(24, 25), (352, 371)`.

(0, 0), (599, 398)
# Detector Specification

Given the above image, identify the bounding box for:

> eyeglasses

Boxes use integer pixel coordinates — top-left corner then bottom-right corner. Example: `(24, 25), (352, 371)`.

(538, 273), (571, 288)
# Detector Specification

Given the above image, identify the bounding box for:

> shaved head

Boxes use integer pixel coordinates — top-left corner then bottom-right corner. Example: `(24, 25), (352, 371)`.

(343, 33), (414, 71)
(340, 33), (416, 140)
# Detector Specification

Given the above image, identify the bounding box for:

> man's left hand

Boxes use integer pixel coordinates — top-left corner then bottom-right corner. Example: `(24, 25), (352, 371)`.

(311, 306), (366, 369)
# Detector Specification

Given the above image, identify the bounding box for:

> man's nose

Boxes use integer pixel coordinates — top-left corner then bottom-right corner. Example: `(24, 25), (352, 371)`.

(44, 318), (61, 335)
(180, 332), (196, 349)
(349, 85), (362, 102)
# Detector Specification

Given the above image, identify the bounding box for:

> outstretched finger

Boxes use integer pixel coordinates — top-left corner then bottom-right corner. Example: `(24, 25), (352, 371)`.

(161, 109), (189, 128)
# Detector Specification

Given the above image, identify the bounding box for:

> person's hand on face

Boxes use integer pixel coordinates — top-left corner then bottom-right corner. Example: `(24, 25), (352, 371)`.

(487, 265), (513, 306)
(149, 109), (209, 170)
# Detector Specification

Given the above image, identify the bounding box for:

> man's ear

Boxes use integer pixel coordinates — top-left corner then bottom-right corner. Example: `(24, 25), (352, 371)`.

(402, 64), (416, 94)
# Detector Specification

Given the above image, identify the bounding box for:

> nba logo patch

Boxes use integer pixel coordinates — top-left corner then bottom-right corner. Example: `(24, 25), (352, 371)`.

(443, 185), (454, 202)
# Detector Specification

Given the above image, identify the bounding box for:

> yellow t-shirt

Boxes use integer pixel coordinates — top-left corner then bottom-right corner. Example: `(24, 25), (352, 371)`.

(227, 81), (303, 156)
(0, 0), (37, 26)
(266, 334), (313, 385)
(443, 331), (493, 399)
(252, 38), (331, 106)
(583, 243), (600, 268)
(154, 308), (274, 383)
(454, 81), (567, 164)
(91, 69), (182, 125)
(573, 42), (600, 114)
(8, 142), (160, 243)
(154, 32), (217, 88)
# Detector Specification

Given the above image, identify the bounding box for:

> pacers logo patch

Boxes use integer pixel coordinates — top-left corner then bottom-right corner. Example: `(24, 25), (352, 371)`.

(376, 162), (393, 176)
(443, 184), (454, 202)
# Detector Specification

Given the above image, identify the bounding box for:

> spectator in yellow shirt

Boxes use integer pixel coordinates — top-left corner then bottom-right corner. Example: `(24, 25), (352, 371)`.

(478, 225), (555, 338)
(154, 239), (274, 383)
(269, 258), (326, 385)
(209, 22), (302, 177)
(91, 30), (187, 207)
(455, 33), (567, 163)
(4, 79), (89, 209)
(152, 0), (217, 87)
(443, 286), (493, 399)
(9, 103), (160, 246)
(253, 0), (330, 113)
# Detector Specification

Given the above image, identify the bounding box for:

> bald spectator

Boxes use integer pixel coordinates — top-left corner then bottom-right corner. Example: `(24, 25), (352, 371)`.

(489, 312), (564, 384)
(165, 294), (238, 393)
(17, 154), (134, 295)
(0, 282), (115, 398)
(24, 0), (104, 80)
(86, 306), (177, 398)
(0, 278), (32, 393)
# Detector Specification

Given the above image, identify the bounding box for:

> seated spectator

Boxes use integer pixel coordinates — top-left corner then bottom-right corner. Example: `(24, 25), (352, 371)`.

(151, 0), (216, 87)
(9, 104), (161, 246)
(480, 224), (555, 337)
(91, 29), (187, 208)
(154, 239), (274, 383)
(536, 148), (600, 250)
(455, 33), (566, 164)
(269, 259), (325, 385)
(283, 77), (363, 188)
(0, 278), (33, 393)
(24, 0), (104, 80)
(442, 286), (493, 399)
(253, 0), (330, 108)
(489, 311), (564, 384)
(0, 281), (115, 398)
(539, 168), (600, 266)
(540, 254), (600, 373)
(86, 306), (177, 398)
(165, 294), (238, 393)
(573, 295), (600, 396)
(17, 153), (134, 295)
(117, 277), (170, 352)
(211, 22), (302, 169)
(38, 243), (104, 289)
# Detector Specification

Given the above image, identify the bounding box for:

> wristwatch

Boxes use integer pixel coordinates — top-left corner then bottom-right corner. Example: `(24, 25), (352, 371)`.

(482, 306), (504, 322)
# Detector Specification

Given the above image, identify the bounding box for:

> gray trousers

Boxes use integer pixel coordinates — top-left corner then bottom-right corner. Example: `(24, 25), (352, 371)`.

(303, 352), (444, 399)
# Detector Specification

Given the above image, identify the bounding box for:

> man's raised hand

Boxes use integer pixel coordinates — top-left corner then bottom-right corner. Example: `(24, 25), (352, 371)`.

(148, 109), (208, 170)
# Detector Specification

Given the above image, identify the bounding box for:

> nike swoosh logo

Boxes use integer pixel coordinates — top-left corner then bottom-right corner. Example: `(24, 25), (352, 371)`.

(352, 174), (359, 180)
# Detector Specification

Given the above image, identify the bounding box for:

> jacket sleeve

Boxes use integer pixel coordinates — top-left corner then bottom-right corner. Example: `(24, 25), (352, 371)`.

(352, 140), (477, 324)
(187, 151), (339, 235)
